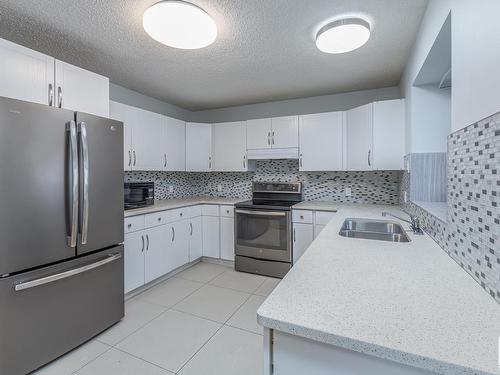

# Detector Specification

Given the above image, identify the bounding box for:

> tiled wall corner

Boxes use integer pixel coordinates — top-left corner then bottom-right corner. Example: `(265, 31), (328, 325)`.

(402, 112), (500, 304)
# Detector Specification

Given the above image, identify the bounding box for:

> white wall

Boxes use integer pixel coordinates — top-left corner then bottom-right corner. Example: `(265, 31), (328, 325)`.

(401, 0), (500, 144)
(188, 87), (400, 123)
(411, 85), (451, 153)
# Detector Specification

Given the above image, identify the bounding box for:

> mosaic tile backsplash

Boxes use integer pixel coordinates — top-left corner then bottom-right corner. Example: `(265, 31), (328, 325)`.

(125, 160), (402, 204)
(401, 111), (500, 304)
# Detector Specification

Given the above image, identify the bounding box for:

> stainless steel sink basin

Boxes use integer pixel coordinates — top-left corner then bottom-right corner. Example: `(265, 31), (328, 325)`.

(339, 218), (411, 243)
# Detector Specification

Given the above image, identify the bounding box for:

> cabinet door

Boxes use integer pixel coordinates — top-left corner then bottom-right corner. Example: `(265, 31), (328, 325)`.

(186, 122), (213, 171)
(272, 116), (298, 149)
(165, 116), (186, 171)
(144, 225), (169, 284)
(132, 108), (165, 171)
(292, 223), (313, 264)
(0, 38), (54, 106)
(54, 60), (109, 117)
(189, 216), (203, 261)
(373, 99), (405, 170)
(299, 112), (343, 171)
(246, 118), (271, 149)
(213, 122), (247, 171)
(110, 101), (133, 171)
(171, 220), (189, 270)
(220, 217), (235, 261)
(346, 103), (373, 171)
(202, 215), (220, 258)
(124, 231), (145, 293)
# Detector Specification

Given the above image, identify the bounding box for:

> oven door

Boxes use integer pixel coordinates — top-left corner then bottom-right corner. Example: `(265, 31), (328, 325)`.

(235, 209), (291, 262)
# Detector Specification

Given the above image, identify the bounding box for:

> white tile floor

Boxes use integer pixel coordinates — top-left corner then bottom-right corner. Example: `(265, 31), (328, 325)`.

(33, 262), (281, 375)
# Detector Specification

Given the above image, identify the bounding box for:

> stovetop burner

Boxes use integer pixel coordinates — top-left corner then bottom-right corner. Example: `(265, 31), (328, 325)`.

(235, 182), (303, 211)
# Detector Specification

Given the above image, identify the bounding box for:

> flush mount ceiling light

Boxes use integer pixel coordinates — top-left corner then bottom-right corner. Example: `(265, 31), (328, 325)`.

(316, 18), (370, 54)
(143, 1), (217, 49)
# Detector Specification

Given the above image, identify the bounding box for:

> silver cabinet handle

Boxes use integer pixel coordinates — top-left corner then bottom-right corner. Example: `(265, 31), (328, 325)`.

(235, 209), (286, 217)
(368, 150), (371, 167)
(79, 122), (89, 245)
(164, 153), (167, 168)
(48, 83), (53, 106)
(67, 121), (79, 248)
(15, 253), (122, 292)
(128, 150), (132, 167)
(293, 227), (296, 242)
(208, 156), (212, 170)
(57, 86), (63, 108)
(146, 234), (149, 250)
(272, 131), (275, 145)
(243, 155), (246, 169)
(133, 150), (137, 166)
(171, 227), (175, 242)
(268, 131), (271, 145)
(141, 235), (145, 252)
(299, 154), (303, 168)
(190, 222), (193, 236)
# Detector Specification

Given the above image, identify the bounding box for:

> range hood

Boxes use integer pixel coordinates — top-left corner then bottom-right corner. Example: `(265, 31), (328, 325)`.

(247, 147), (299, 160)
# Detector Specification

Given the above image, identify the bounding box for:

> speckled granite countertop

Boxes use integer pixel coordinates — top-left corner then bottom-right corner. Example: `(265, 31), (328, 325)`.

(292, 201), (339, 212)
(124, 197), (247, 217)
(257, 204), (500, 375)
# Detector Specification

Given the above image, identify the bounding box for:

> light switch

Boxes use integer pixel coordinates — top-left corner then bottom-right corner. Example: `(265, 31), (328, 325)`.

(169, 185), (174, 193)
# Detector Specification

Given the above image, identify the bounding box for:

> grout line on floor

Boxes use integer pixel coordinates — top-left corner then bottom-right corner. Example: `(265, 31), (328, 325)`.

(112, 346), (175, 374)
(69, 344), (114, 374)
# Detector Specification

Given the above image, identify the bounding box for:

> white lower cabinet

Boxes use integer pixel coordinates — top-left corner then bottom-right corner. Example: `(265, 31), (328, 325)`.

(124, 231), (146, 294)
(144, 225), (169, 284)
(169, 220), (189, 270)
(292, 223), (314, 264)
(202, 215), (220, 258)
(220, 216), (235, 261)
(188, 216), (203, 261)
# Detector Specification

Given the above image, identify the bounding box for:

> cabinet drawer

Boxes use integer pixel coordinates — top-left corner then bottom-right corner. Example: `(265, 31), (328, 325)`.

(124, 215), (145, 233)
(164, 207), (188, 222)
(315, 211), (336, 225)
(202, 204), (219, 216)
(187, 205), (202, 218)
(292, 210), (313, 224)
(220, 205), (234, 218)
(144, 211), (168, 228)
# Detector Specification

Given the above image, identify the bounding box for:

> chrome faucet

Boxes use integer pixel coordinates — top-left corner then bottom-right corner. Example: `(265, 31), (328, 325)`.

(382, 211), (424, 235)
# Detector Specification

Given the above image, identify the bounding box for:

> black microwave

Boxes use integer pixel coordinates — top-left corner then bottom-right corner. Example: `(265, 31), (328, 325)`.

(124, 182), (154, 210)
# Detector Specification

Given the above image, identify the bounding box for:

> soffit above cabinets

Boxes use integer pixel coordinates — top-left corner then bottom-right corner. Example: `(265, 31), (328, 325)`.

(0, 0), (427, 110)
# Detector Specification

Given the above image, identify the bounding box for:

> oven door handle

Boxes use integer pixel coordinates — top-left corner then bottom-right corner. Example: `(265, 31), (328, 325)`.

(235, 209), (287, 217)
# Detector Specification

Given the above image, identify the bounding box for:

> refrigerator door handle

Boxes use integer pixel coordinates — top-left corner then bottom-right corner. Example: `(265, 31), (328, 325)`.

(14, 253), (122, 292)
(78, 122), (90, 245)
(67, 121), (79, 248)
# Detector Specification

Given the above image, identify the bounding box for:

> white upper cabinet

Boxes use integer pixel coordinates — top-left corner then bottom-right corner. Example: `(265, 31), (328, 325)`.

(55, 60), (109, 117)
(373, 99), (405, 170)
(213, 121), (250, 171)
(186, 122), (213, 171)
(299, 112), (343, 171)
(132, 108), (165, 171)
(345, 103), (373, 171)
(0, 38), (54, 106)
(164, 116), (186, 171)
(109, 100), (133, 170)
(246, 118), (272, 149)
(271, 116), (299, 149)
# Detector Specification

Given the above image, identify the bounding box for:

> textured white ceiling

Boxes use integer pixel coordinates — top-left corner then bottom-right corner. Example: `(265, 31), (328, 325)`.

(0, 0), (427, 110)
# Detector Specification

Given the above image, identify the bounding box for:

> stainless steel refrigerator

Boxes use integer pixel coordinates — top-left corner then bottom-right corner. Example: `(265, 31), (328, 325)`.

(0, 96), (125, 375)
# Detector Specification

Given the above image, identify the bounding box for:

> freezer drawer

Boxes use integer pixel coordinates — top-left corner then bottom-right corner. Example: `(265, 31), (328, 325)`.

(0, 246), (124, 375)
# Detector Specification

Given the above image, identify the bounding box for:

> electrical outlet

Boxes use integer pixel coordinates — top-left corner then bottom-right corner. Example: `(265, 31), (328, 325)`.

(168, 185), (174, 193)
(217, 184), (222, 192)
(404, 191), (408, 203)
(345, 187), (352, 197)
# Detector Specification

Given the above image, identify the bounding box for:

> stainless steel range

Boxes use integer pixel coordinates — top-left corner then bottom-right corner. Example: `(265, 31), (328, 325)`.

(235, 182), (302, 278)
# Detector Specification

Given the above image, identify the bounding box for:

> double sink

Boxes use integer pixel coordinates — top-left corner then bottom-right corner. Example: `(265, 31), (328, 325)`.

(339, 218), (411, 242)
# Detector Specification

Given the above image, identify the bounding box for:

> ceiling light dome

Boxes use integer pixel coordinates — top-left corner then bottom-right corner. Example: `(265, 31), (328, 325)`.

(143, 1), (217, 49)
(316, 18), (370, 54)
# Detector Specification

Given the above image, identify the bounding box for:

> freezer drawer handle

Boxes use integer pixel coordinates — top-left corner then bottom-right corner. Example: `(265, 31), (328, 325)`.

(14, 253), (122, 292)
